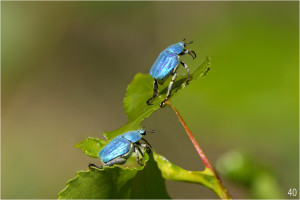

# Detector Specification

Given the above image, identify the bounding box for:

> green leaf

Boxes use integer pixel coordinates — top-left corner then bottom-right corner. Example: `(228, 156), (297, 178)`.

(126, 153), (170, 199)
(153, 152), (227, 199)
(58, 153), (170, 199)
(153, 152), (215, 186)
(75, 137), (107, 158)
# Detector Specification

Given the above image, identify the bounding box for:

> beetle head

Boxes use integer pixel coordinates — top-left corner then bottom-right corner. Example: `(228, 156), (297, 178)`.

(138, 129), (146, 135)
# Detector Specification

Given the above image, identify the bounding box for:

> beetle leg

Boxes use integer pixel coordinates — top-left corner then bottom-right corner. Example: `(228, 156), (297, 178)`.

(137, 139), (151, 154)
(140, 143), (152, 154)
(136, 145), (144, 157)
(181, 49), (196, 59)
(160, 72), (178, 107)
(135, 147), (145, 166)
(141, 138), (152, 149)
(185, 49), (196, 59)
(180, 61), (191, 84)
(146, 79), (159, 105)
(135, 142), (144, 156)
(103, 157), (127, 167)
(88, 163), (103, 170)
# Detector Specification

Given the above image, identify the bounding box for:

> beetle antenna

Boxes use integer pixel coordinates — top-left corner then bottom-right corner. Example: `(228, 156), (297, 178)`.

(185, 40), (193, 45)
(144, 129), (155, 134)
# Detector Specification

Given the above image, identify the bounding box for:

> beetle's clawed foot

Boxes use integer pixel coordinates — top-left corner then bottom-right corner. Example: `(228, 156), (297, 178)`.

(146, 94), (158, 105)
(88, 163), (103, 170)
(159, 99), (168, 107)
(146, 99), (153, 105)
(182, 49), (196, 60)
(190, 50), (197, 59)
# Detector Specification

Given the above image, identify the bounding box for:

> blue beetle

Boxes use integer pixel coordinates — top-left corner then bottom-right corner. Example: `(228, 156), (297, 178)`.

(146, 39), (196, 107)
(89, 129), (152, 169)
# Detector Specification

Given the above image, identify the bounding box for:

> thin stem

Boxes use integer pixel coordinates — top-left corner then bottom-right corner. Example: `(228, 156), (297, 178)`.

(167, 101), (231, 199)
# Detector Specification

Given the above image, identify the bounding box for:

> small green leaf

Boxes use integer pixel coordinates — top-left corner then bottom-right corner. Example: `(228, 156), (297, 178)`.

(153, 153), (215, 187)
(153, 152), (226, 199)
(75, 137), (107, 158)
(58, 153), (170, 199)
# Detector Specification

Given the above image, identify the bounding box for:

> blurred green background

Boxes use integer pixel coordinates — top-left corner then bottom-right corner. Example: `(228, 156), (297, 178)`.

(2, 1), (298, 199)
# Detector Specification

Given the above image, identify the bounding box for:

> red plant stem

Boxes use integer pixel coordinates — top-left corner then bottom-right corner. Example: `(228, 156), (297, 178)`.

(168, 101), (231, 199)
(168, 102), (215, 171)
